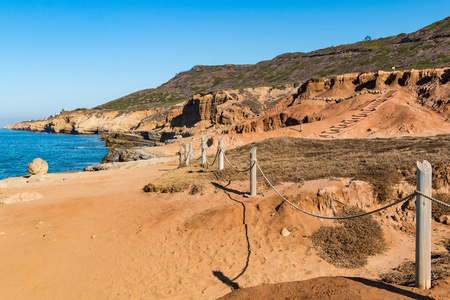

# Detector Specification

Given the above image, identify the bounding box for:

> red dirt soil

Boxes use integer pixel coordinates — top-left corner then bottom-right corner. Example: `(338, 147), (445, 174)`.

(219, 276), (450, 300)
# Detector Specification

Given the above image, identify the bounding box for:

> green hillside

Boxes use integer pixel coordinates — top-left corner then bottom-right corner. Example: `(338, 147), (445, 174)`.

(98, 17), (450, 111)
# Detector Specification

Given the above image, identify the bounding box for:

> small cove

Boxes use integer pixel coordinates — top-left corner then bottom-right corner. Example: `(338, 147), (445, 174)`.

(0, 129), (108, 180)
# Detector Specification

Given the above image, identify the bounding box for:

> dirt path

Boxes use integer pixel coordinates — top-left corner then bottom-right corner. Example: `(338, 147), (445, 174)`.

(1, 162), (449, 299)
(0, 162), (182, 299)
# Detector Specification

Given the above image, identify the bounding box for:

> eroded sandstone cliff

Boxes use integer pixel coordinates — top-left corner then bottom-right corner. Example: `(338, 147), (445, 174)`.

(224, 68), (450, 133)
(5, 68), (449, 141)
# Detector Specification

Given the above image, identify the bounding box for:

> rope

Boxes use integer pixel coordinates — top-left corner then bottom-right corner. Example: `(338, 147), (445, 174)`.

(256, 162), (417, 220)
(189, 149), (203, 161)
(196, 143), (450, 213)
(222, 152), (253, 172)
(189, 143), (204, 160)
(206, 149), (219, 166)
(179, 148), (203, 163)
(415, 190), (450, 208)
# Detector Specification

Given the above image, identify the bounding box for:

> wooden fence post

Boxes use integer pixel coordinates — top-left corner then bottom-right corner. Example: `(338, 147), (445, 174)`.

(218, 137), (224, 170)
(201, 136), (206, 165)
(416, 160), (432, 289)
(250, 147), (257, 196)
(185, 144), (190, 166)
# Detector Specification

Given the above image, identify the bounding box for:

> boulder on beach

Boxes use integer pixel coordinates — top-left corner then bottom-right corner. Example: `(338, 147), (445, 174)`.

(27, 158), (48, 175)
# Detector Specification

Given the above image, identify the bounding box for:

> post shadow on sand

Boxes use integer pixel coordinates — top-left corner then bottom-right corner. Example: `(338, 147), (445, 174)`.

(289, 127), (302, 133)
(211, 181), (251, 290)
(347, 277), (434, 300)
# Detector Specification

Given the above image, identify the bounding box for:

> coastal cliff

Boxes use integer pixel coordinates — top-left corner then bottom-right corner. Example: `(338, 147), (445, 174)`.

(4, 83), (299, 139)
(6, 17), (449, 139)
(5, 68), (449, 140)
(225, 67), (450, 133)
(4, 107), (171, 134)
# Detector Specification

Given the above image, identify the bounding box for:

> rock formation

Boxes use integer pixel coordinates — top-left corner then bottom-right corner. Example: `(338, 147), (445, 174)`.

(102, 148), (160, 163)
(101, 132), (157, 147)
(5, 68), (450, 140)
(27, 158), (48, 175)
(225, 68), (450, 133)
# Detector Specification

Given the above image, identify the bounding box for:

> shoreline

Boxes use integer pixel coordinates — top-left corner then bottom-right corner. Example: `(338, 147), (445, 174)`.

(0, 155), (178, 191)
(0, 129), (109, 181)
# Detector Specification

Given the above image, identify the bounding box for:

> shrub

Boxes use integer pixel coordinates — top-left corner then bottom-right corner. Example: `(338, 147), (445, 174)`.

(311, 206), (386, 268)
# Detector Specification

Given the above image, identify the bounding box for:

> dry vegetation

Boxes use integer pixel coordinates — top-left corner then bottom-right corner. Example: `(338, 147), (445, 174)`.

(215, 135), (450, 202)
(432, 193), (450, 219)
(100, 17), (449, 111)
(145, 135), (450, 203)
(310, 207), (386, 269)
(382, 238), (450, 285)
(142, 136), (450, 270)
(143, 163), (213, 194)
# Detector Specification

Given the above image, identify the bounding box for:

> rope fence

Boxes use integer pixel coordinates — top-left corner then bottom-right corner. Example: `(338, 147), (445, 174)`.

(177, 136), (449, 289)
(205, 149), (219, 166)
(256, 162), (418, 220)
(415, 190), (450, 208)
(178, 137), (449, 213)
(223, 152), (254, 173)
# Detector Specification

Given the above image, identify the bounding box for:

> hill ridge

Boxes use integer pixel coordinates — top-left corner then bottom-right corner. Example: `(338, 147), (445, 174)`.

(99, 17), (449, 111)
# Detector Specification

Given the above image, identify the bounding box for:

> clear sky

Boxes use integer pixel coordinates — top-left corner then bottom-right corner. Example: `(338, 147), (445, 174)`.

(0, 0), (448, 127)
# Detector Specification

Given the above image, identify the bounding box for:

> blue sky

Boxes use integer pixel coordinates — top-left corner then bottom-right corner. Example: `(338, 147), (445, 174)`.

(0, 1), (448, 127)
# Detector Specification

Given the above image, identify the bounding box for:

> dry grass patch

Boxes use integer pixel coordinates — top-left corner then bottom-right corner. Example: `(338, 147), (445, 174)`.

(143, 163), (214, 194)
(432, 192), (450, 220)
(143, 135), (450, 199)
(310, 207), (386, 269)
(382, 239), (450, 286)
(220, 135), (450, 202)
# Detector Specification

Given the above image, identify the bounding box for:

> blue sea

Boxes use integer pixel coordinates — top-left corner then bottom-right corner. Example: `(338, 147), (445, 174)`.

(0, 129), (108, 180)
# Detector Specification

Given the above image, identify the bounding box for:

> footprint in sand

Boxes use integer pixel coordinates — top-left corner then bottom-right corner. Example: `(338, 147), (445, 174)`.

(255, 256), (266, 265)
(152, 284), (181, 298)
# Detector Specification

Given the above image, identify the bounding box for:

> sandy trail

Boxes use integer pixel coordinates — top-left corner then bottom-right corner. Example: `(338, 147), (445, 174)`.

(0, 162), (181, 299)
(1, 160), (449, 299)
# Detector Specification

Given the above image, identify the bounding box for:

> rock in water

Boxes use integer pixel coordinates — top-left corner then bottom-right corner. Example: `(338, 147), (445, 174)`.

(27, 158), (49, 175)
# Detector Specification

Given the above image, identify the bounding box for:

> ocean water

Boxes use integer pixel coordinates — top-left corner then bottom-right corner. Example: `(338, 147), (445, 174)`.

(0, 129), (108, 180)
